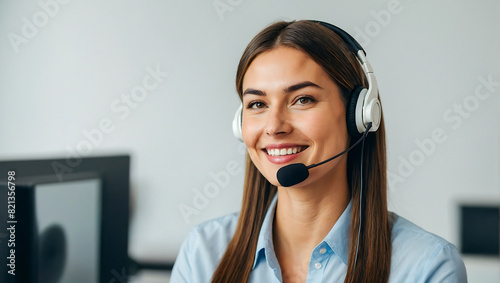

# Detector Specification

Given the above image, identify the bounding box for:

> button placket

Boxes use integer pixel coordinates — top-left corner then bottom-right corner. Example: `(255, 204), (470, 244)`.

(310, 244), (330, 272)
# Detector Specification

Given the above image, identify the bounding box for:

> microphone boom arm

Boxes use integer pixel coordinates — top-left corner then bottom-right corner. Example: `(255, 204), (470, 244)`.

(306, 123), (372, 170)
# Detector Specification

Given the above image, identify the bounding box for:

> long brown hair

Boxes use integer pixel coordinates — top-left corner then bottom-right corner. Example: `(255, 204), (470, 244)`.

(212, 20), (391, 283)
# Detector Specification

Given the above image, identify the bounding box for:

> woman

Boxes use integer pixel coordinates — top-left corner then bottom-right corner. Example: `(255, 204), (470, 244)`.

(171, 20), (467, 283)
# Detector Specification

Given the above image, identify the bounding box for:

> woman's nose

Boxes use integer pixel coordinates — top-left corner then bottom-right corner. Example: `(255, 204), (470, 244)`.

(265, 106), (292, 137)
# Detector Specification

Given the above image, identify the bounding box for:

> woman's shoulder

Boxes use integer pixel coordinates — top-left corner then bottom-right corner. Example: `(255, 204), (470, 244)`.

(390, 212), (452, 246)
(170, 212), (239, 283)
(187, 212), (240, 248)
(389, 212), (467, 282)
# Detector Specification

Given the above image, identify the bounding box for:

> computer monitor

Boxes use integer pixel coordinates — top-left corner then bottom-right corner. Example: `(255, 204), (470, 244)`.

(0, 155), (130, 283)
(460, 204), (500, 256)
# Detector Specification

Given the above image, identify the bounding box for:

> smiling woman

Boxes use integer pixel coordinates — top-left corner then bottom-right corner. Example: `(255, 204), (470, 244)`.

(170, 20), (467, 283)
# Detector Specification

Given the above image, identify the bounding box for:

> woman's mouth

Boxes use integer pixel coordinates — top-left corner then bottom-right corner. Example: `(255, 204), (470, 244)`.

(262, 145), (308, 164)
(265, 146), (307, 156)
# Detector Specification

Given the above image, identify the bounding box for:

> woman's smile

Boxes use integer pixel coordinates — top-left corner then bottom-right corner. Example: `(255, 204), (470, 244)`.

(262, 144), (309, 164)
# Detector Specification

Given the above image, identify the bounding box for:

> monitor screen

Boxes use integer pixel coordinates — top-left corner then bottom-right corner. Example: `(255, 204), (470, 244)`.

(36, 178), (101, 283)
(460, 205), (500, 256)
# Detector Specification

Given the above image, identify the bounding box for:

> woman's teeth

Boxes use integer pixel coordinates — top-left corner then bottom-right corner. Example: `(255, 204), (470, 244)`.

(266, 147), (303, 156)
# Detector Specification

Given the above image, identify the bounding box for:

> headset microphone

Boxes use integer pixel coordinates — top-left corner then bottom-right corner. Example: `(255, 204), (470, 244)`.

(276, 123), (372, 187)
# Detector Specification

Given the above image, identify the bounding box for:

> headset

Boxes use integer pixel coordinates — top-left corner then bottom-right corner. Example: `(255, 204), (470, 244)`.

(232, 20), (381, 142)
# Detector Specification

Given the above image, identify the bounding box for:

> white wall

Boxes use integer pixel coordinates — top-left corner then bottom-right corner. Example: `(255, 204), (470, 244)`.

(0, 0), (498, 281)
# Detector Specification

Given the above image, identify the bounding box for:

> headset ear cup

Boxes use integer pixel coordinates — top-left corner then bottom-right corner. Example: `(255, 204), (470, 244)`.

(346, 86), (364, 139)
(232, 104), (243, 142)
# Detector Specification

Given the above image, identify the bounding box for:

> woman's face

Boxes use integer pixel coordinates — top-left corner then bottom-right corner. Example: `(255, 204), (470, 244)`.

(241, 46), (349, 188)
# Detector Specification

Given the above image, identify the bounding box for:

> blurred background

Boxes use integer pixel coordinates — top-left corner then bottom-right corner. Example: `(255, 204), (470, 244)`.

(0, 0), (498, 282)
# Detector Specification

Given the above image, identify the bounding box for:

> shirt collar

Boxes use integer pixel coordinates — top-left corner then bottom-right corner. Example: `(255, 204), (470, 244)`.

(322, 199), (352, 265)
(252, 194), (279, 270)
(252, 194), (353, 269)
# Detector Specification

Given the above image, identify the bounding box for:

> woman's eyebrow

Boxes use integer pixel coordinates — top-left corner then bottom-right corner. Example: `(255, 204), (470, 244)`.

(243, 88), (265, 96)
(243, 81), (322, 96)
(284, 81), (323, 93)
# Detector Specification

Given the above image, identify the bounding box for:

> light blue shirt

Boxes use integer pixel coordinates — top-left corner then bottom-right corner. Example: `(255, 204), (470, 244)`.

(171, 196), (467, 282)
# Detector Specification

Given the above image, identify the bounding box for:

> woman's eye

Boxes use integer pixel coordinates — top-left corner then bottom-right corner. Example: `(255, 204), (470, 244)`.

(295, 96), (316, 105)
(247, 101), (266, 109)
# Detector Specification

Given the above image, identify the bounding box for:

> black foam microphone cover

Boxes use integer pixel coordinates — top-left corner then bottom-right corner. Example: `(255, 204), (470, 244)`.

(277, 163), (309, 187)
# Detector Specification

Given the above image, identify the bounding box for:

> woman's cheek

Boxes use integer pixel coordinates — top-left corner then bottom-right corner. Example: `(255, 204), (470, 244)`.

(241, 118), (260, 147)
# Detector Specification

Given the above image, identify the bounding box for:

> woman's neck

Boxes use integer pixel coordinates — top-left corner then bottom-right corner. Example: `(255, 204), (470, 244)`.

(272, 166), (350, 271)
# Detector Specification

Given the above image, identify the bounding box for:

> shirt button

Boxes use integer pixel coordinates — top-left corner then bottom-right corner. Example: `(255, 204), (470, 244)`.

(315, 262), (322, 270)
(319, 248), (327, 254)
